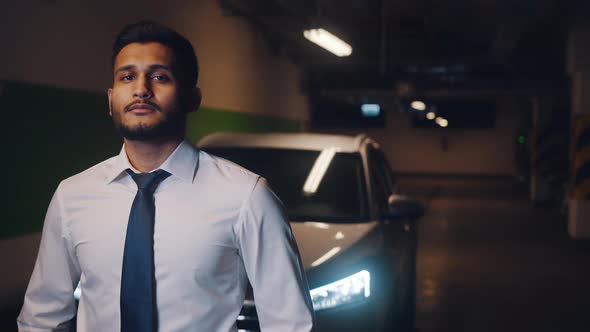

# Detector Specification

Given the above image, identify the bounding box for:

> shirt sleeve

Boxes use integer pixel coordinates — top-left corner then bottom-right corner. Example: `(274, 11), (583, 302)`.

(17, 183), (81, 332)
(236, 177), (315, 332)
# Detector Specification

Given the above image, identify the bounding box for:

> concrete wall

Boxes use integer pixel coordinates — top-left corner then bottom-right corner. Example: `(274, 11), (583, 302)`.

(321, 97), (521, 176)
(0, 0), (308, 121)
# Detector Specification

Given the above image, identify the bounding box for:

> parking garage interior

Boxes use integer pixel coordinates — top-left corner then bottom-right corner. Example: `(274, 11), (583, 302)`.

(1, 0), (590, 331)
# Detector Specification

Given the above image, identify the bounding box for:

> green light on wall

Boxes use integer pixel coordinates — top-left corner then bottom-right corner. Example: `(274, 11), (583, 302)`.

(517, 136), (526, 144)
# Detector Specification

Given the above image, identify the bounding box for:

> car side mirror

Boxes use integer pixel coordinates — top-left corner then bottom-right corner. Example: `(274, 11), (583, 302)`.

(383, 194), (425, 220)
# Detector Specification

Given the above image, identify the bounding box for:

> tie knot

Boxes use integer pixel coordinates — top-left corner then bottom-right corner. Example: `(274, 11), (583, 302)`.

(127, 169), (171, 192)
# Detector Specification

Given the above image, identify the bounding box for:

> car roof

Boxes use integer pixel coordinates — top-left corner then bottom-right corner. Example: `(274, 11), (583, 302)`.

(197, 132), (378, 153)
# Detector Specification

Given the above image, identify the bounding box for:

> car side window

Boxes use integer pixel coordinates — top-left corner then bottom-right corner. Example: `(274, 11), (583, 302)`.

(380, 152), (398, 195)
(368, 147), (392, 213)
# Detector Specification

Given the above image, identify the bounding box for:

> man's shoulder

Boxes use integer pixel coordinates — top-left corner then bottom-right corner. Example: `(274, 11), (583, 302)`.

(58, 155), (119, 192)
(198, 150), (262, 191)
(199, 150), (260, 180)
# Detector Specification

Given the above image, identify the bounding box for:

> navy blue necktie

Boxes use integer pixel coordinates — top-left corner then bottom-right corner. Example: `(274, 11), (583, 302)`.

(120, 169), (170, 332)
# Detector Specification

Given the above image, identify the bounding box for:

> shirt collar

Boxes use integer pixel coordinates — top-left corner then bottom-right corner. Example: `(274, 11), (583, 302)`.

(104, 139), (199, 185)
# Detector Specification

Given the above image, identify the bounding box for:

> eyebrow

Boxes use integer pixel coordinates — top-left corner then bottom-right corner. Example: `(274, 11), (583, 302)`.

(114, 64), (173, 74)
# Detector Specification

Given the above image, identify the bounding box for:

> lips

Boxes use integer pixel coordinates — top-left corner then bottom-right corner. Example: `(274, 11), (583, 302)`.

(126, 103), (159, 113)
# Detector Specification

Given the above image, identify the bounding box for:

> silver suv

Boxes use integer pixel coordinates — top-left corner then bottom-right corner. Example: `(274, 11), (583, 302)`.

(198, 132), (423, 332)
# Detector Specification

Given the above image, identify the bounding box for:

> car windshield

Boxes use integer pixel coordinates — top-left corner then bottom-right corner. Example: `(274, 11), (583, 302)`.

(203, 147), (369, 222)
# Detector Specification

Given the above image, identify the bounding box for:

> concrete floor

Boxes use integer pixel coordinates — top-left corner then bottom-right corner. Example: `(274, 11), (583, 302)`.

(402, 177), (590, 332)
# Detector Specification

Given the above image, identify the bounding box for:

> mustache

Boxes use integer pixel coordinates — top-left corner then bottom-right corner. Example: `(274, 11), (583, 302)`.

(124, 100), (161, 112)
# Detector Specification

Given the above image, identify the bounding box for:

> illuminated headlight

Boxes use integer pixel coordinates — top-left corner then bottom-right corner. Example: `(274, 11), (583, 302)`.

(309, 270), (370, 311)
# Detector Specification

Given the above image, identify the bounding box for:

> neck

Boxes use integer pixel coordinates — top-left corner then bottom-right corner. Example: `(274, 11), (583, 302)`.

(123, 137), (184, 173)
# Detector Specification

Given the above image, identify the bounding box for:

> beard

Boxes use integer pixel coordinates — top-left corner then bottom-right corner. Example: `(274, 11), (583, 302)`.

(111, 101), (187, 141)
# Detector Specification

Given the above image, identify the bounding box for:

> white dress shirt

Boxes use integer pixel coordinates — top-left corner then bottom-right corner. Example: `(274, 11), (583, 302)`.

(18, 140), (314, 332)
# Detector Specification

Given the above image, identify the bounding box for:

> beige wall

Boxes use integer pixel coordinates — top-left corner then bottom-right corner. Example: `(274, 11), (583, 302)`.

(322, 97), (521, 175)
(0, 0), (308, 121)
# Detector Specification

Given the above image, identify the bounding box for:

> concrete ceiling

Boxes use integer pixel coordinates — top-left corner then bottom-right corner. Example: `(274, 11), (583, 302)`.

(220, 0), (577, 98)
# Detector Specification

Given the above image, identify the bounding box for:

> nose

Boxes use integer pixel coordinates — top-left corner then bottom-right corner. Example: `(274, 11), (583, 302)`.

(133, 74), (153, 99)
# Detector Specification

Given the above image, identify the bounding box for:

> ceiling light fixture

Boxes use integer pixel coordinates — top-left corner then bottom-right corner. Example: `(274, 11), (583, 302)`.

(303, 29), (352, 57)
(426, 112), (436, 120)
(361, 104), (380, 117)
(436, 117), (448, 127)
(411, 100), (426, 111)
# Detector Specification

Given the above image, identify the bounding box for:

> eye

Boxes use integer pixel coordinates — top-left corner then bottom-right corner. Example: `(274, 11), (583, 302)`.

(151, 74), (170, 82)
(120, 74), (134, 81)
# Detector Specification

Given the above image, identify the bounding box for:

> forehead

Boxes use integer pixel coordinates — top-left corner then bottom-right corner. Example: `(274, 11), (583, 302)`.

(114, 42), (175, 70)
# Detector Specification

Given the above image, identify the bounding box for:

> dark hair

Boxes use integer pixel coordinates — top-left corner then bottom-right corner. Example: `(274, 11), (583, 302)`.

(112, 21), (199, 88)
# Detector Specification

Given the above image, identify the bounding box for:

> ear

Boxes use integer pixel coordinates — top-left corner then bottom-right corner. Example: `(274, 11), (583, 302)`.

(107, 88), (113, 117)
(189, 87), (202, 113)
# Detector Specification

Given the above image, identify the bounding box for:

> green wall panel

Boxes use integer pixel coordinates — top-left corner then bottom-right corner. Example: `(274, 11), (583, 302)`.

(0, 81), (301, 239)
(186, 107), (301, 143)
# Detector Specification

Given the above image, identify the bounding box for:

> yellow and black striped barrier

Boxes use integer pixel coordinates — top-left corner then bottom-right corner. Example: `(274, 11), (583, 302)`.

(573, 114), (590, 199)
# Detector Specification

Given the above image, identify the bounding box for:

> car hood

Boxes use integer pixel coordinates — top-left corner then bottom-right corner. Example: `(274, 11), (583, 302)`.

(289, 221), (379, 269)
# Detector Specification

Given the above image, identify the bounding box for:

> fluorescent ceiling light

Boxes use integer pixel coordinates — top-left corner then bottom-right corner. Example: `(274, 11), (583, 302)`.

(361, 104), (380, 117)
(411, 101), (426, 111)
(303, 29), (352, 57)
(311, 246), (342, 267)
(303, 147), (338, 195)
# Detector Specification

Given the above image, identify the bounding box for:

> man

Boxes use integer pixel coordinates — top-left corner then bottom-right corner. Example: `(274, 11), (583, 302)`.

(18, 21), (315, 331)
